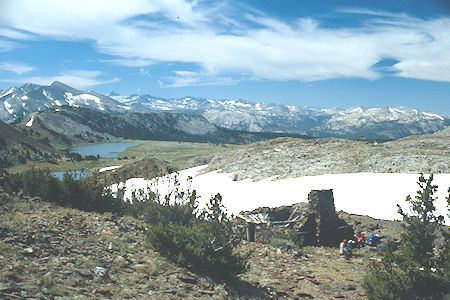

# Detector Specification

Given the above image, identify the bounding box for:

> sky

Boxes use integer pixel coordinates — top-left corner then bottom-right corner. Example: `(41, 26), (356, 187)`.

(0, 0), (449, 114)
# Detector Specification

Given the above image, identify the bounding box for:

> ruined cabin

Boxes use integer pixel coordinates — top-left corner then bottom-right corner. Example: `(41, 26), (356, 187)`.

(238, 189), (354, 246)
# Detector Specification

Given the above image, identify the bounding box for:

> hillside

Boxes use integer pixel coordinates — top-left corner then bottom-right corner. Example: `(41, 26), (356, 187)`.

(0, 170), (404, 299)
(0, 120), (58, 168)
(90, 158), (175, 186)
(434, 125), (450, 136)
(201, 134), (450, 181)
(13, 106), (310, 147)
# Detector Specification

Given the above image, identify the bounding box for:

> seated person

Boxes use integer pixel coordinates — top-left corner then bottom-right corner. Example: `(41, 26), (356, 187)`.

(367, 233), (379, 246)
(355, 232), (365, 245)
(340, 239), (352, 257)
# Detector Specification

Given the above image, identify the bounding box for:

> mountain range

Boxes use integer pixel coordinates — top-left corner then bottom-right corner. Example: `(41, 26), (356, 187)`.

(0, 81), (130, 123)
(14, 106), (309, 147)
(112, 94), (448, 140)
(1, 81), (448, 140)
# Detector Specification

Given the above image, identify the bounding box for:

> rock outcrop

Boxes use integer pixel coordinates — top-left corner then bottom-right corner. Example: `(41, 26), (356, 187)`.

(205, 135), (450, 181)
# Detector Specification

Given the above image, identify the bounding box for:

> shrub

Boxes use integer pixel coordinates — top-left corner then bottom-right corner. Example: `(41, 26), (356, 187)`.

(12, 168), (124, 214)
(145, 192), (249, 280)
(362, 174), (450, 300)
(12, 169), (249, 279)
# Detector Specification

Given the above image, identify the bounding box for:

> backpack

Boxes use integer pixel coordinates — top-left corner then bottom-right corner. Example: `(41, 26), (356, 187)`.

(368, 234), (377, 243)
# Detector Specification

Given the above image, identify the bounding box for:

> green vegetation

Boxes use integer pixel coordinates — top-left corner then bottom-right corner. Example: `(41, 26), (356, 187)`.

(7, 139), (232, 173)
(119, 139), (234, 170)
(0, 148), (59, 168)
(124, 185), (249, 280)
(363, 174), (450, 300)
(10, 168), (249, 280)
(12, 168), (123, 214)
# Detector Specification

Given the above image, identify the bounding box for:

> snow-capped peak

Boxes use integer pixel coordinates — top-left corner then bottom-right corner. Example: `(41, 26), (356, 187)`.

(423, 112), (444, 120)
(1, 87), (16, 98)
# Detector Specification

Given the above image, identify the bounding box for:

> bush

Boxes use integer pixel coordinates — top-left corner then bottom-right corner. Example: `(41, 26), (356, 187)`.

(12, 168), (124, 214)
(362, 174), (450, 300)
(12, 169), (249, 279)
(143, 191), (249, 280)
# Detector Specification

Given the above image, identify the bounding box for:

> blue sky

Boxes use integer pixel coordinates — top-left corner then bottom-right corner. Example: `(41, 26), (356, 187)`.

(0, 0), (449, 114)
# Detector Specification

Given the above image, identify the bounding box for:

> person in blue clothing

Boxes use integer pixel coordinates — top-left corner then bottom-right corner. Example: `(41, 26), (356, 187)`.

(340, 239), (353, 257)
(367, 234), (379, 246)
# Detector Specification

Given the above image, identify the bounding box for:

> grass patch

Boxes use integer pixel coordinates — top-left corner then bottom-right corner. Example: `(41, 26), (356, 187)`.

(0, 242), (20, 256)
(119, 140), (235, 170)
(0, 213), (26, 230)
(41, 276), (68, 296)
(7, 139), (233, 174)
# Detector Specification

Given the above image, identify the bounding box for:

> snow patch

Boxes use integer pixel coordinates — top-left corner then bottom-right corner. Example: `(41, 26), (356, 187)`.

(21, 95), (28, 100)
(54, 100), (62, 106)
(111, 167), (450, 224)
(99, 166), (121, 173)
(423, 112), (444, 120)
(26, 116), (34, 127)
(64, 92), (103, 109)
(1, 87), (15, 98)
(65, 92), (102, 104)
(349, 107), (364, 114)
(109, 95), (129, 103)
(4, 101), (13, 114)
(287, 105), (297, 112)
(43, 89), (53, 100)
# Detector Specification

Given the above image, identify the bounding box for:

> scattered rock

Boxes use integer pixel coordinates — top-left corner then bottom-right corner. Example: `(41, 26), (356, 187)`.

(22, 247), (34, 254)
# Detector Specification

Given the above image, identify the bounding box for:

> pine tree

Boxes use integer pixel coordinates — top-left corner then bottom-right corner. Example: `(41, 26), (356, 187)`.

(363, 174), (450, 300)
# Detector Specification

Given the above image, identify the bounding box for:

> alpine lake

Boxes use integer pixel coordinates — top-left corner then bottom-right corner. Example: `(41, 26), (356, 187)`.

(51, 142), (138, 180)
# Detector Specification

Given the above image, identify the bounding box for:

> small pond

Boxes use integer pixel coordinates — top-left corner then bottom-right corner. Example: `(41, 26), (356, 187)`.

(69, 142), (138, 158)
(51, 169), (88, 181)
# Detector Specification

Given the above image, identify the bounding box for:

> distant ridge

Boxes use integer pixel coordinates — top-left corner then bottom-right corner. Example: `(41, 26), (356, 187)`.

(1, 82), (448, 140)
(14, 106), (310, 147)
(0, 81), (132, 123)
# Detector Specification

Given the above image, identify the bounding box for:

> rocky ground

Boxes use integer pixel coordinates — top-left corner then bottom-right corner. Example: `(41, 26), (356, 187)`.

(201, 134), (449, 181)
(0, 173), (405, 299)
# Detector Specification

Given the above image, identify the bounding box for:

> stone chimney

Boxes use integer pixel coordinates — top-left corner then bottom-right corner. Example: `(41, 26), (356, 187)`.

(308, 189), (340, 246)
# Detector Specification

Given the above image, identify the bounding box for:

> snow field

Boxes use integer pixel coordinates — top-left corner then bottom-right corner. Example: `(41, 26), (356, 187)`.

(98, 165), (121, 173)
(110, 165), (450, 223)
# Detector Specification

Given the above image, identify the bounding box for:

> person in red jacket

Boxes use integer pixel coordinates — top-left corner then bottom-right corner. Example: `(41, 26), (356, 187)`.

(355, 232), (365, 246)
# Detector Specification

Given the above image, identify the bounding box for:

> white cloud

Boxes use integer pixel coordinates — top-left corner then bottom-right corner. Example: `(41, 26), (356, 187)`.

(101, 58), (154, 67)
(0, 61), (34, 74)
(0, 28), (37, 40)
(139, 68), (151, 77)
(2, 70), (120, 88)
(0, 39), (18, 52)
(1, 1), (450, 84)
(167, 70), (238, 87)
